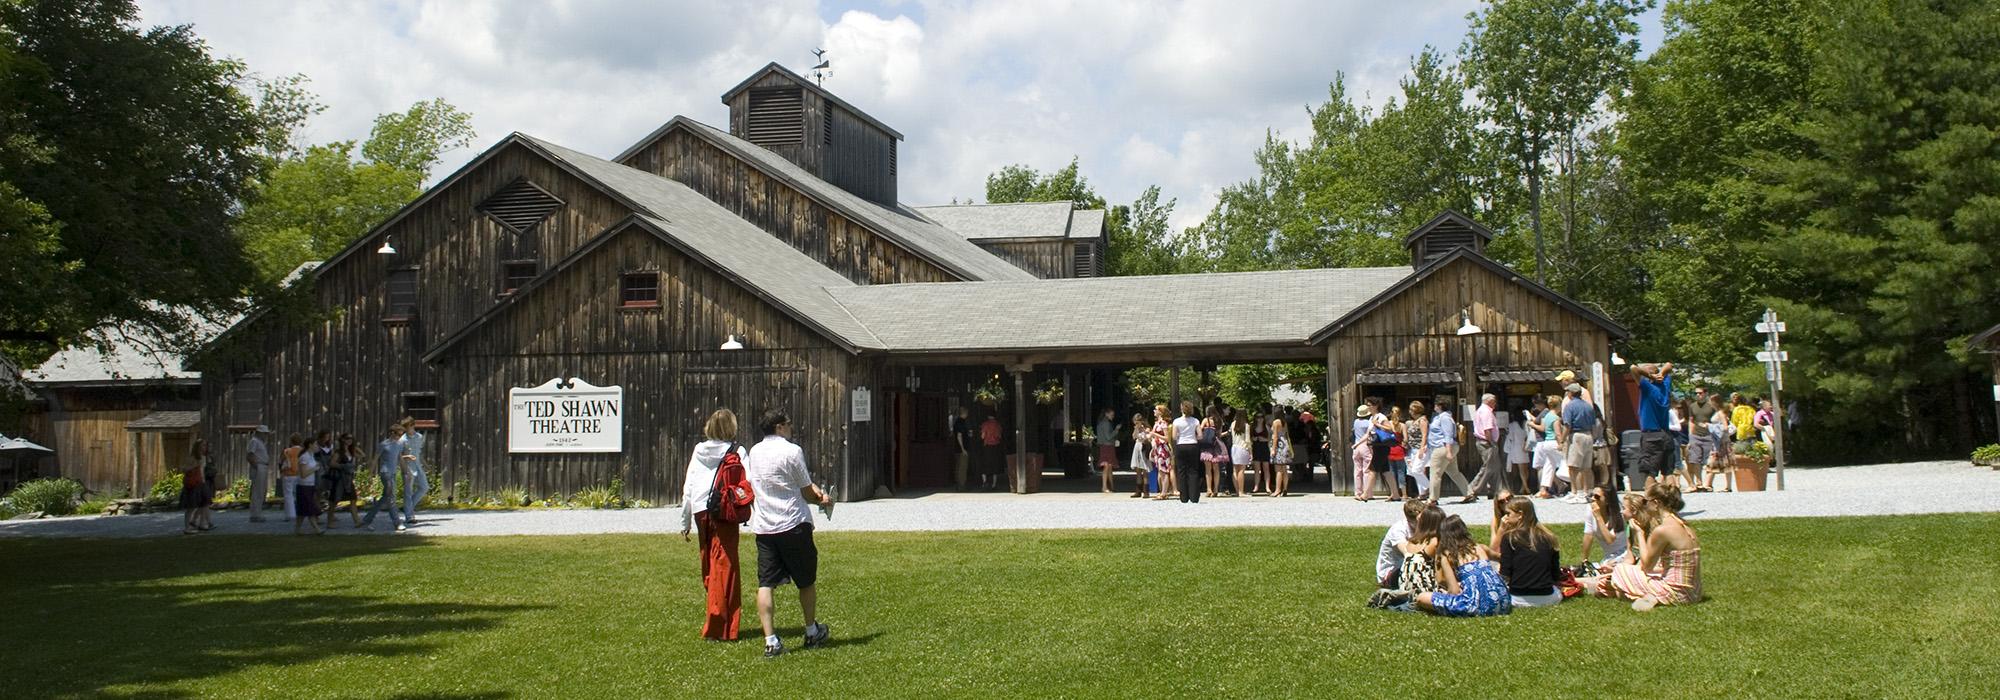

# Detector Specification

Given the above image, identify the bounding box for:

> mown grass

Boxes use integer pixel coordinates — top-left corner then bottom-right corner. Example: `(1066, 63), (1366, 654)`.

(2, 513), (1995, 699)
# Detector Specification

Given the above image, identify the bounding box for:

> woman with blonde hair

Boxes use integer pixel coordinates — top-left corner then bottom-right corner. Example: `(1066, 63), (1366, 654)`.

(681, 409), (751, 640)
(1581, 483), (1703, 611)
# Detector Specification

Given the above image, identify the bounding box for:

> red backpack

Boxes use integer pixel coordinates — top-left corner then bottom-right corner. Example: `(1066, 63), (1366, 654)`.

(705, 444), (754, 525)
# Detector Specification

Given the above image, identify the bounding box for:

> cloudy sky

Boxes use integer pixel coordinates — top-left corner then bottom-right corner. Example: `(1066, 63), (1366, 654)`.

(139, 0), (1662, 232)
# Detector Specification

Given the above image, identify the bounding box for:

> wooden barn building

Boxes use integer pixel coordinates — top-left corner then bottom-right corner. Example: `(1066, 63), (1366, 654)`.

(18, 323), (208, 495)
(197, 63), (1626, 503)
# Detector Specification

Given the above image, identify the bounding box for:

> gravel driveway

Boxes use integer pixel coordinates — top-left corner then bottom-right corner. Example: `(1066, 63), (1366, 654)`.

(5, 461), (1995, 539)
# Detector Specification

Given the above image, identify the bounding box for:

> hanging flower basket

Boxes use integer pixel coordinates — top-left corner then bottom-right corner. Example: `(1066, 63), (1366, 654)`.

(973, 376), (1006, 406)
(1033, 378), (1064, 405)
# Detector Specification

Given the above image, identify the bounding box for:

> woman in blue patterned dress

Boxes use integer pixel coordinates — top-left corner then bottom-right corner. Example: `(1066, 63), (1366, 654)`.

(1416, 515), (1513, 617)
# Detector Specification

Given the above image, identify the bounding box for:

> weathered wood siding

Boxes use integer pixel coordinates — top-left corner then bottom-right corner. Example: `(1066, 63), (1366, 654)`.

(29, 387), (198, 494)
(620, 129), (953, 286)
(974, 239), (1071, 279)
(437, 227), (871, 502)
(724, 71), (897, 205)
(1325, 256), (1612, 491)
(199, 141), (641, 495)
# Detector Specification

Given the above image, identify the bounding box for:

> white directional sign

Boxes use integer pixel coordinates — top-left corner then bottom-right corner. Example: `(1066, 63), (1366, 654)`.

(1755, 321), (1787, 333)
(1756, 351), (1789, 363)
(508, 377), (624, 453)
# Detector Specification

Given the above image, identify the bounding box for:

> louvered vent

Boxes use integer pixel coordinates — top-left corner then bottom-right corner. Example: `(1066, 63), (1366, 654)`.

(822, 111), (834, 145)
(1072, 245), (1096, 278)
(478, 180), (563, 233)
(889, 139), (897, 178)
(746, 87), (804, 147)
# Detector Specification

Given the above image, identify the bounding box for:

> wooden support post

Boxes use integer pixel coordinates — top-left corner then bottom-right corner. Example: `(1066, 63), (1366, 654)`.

(129, 432), (142, 497)
(1012, 368), (1029, 494)
(1327, 358), (1344, 495)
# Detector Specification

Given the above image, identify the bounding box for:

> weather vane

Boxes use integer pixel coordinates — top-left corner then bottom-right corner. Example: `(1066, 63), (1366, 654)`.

(811, 48), (831, 87)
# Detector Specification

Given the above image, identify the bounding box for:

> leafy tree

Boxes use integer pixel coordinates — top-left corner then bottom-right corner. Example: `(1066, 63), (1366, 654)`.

(984, 158), (1106, 209)
(238, 98), (475, 283)
(1742, 0), (2000, 454)
(1617, 0), (1818, 367)
(0, 0), (304, 364)
(1462, 0), (1651, 287)
(1104, 186), (1182, 277)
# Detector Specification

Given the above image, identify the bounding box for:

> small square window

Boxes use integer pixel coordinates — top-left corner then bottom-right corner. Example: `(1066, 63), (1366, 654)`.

(385, 267), (418, 321)
(621, 272), (660, 307)
(501, 261), (536, 295)
(229, 375), (263, 429)
(402, 393), (439, 428)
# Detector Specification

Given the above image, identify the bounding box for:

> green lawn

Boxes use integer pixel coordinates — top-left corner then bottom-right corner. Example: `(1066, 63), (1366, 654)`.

(3, 514), (1996, 699)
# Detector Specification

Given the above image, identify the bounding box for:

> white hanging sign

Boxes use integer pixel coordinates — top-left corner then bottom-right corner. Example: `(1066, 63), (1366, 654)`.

(851, 386), (872, 422)
(508, 377), (624, 453)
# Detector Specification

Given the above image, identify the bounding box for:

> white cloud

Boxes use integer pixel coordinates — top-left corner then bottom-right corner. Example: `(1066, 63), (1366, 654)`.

(138, 0), (1656, 238)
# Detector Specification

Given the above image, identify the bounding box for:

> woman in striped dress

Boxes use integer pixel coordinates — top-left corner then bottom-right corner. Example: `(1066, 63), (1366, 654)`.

(1583, 484), (1703, 611)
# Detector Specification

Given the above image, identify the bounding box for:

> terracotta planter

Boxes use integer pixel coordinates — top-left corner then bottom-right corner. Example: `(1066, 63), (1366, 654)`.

(1731, 455), (1769, 492)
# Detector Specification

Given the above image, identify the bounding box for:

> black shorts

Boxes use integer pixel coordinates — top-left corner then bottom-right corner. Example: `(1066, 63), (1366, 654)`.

(1638, 430), (1676, 476)
(1252, 441), (1271, 462)
(755, 523), (819, 589)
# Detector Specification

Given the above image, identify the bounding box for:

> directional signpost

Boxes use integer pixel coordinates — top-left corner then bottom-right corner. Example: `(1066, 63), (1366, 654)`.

(1756, 308), (1788, 490)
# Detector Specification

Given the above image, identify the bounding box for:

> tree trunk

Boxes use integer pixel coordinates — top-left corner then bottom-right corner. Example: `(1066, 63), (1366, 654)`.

(1529, 159), (1545, 284)
(1562, 132), (1579, 297)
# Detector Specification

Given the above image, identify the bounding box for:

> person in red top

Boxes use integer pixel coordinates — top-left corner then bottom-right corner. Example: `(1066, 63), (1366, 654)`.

(681, 409), (750, 641)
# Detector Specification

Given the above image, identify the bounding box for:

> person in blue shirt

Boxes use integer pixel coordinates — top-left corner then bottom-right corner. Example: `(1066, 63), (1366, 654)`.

(398, 416), (431, 526)
(1558, 384), (1598, 504)
(360, 425), (405, 531)
(1425, 399), (1469, 499)
(1632, 362), (1676, 489)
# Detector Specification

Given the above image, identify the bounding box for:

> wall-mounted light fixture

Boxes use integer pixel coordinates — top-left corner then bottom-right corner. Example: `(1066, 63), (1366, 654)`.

(376, 237), (397, 255)
(1455, 308), (1482, 336)
(719, 334), (744, 350)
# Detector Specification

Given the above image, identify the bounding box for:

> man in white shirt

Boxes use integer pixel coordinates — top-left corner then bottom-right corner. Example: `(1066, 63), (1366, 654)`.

(747, 410), (833, 658)
(246, 425), (272, 522)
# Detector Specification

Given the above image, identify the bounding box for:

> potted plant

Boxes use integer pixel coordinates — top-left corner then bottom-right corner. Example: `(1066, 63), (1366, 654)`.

(1973, 444), (2000, 469)
(1732, 441), (1771, 492)
(973, 376), (1005, 406)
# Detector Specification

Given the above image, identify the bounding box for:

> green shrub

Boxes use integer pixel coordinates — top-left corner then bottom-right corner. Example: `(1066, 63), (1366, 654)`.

(453, 479), (471, 504)
(144, 472), (180, 506)
(8, 478), (84, 516)
(75, 496), (114, 516)
(1973, 444), (2000, 463)
(0, 498), (17, 520)
(492, 486), (529, 508)
(570, 485), (614, 509)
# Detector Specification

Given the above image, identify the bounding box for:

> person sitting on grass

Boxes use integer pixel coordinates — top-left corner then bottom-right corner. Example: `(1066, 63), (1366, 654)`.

(1368, 504), (1445, 610)
(1488, 494), (1563, 608)
(1416, 515), (1512, 617)
(1578, 486), (1629, 571)
(1581, 484), (1702, 611)
(1375, 499), (1430, 588)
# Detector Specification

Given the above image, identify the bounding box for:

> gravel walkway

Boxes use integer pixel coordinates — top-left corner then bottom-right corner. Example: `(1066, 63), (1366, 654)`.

(5, 461), (1996, 539)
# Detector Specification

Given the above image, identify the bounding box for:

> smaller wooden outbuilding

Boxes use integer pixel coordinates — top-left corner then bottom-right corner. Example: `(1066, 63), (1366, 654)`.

(20, 323), (207, 495)
(1973, 323), (2000, 441)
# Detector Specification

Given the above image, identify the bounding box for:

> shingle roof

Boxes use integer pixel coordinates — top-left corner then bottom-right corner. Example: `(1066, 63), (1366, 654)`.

(1067, 208), (1106, 240)
(422, 135), (885, 361)
(914, 202), (1077, 240)
(126, 410), (202, 431)
(670, 119), (1037, 282)
(828, 266), (1412, 353)
(1972, 323), (2000, 351)
(24, 313), (231, 385)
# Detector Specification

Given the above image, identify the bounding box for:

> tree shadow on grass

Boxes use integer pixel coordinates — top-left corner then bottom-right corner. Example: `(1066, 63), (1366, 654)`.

(0, 536), (542, 699)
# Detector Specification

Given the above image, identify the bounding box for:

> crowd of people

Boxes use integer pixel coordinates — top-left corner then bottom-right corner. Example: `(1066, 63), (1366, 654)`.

(1100, 400), (1329, 502)
(1368, 481), (1704, 616)
(178, 417), (435, 534)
